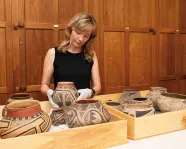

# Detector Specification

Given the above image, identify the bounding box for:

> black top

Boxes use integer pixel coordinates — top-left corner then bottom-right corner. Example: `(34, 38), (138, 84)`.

(53, 47), (93, 90)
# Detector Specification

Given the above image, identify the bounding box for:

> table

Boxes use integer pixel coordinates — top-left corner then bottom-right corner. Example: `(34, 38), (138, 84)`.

(107, 129), (186, 149)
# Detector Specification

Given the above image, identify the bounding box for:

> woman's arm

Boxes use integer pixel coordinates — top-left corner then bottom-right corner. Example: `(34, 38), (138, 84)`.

(91, 51), (101, 95)
(40, 48), (55, 96)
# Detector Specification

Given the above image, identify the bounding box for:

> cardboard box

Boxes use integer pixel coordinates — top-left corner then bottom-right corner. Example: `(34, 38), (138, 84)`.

(0, 101), (128, 149)
(94, 90), (186, 140)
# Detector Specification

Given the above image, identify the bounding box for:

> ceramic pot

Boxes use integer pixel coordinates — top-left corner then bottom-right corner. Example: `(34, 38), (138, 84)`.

(146, 87), (167, 110)
(52, 82), (79, 108)
(50, 99), (111, 128)
(120, 89), (141, 105)
(104, 100), (124, 112)
(2, 93), (33, 117)
(0, 100), (51, 139)
(157, 93), (186, 112)
(123, 104), (155, 117)
(129, 97), (153, 106)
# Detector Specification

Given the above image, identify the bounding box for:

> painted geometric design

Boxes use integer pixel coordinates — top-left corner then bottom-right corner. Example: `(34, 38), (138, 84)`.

(50, 100), (111, 128)
(0, 110), (51, 139)
(53, 88), (78, 107)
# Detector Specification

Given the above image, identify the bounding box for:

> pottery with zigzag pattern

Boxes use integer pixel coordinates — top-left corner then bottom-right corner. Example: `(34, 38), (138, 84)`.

(52, 82), (79, 108)
(50, 99), (111, 128)
(0, 100), (51, 139)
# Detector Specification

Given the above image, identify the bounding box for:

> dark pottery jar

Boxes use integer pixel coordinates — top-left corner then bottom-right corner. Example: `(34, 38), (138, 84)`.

(104, 100), (124, 112)
(50, 99), (111, 128)
(120, 89), (141, 105)
(52, 82), (79, 108)
(129, 97), (153, 107)
(0, 100), (51, 139)
(123, 104), (155, 117)
(146, 87), (167, 110)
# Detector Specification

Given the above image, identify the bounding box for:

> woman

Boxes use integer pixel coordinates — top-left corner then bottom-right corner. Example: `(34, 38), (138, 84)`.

(41, 12), (101, 108)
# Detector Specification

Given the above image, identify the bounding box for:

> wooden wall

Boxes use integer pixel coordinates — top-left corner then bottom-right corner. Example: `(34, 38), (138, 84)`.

(0, 0), (186, 105)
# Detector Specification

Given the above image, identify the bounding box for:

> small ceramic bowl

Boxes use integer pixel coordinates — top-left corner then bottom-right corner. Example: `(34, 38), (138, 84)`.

(123, 104), (155, 117)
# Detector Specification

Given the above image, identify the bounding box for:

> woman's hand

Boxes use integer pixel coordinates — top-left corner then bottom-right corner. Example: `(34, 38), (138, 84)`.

(77, 88), (92, 100)
(47, 89), (59, 109)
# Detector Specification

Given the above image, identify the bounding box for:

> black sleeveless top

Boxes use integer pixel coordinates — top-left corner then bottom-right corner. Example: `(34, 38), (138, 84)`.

(53, 47), (93, 90)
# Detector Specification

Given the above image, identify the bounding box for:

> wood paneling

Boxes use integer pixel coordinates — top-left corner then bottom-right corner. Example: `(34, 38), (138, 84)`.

(1, 0), (186, 105)
(159, 0), (177, 29)
(178, 34), (186, 76)
(104, 32), (125, 93)
(179, 0), (186, 29)
(129, 0), (150, 28)
(179, 79), (186, 94)
(160, 79), (178, 93)
(58, 30), (65, 44)
(104, 0), (125, 27)
(58, 0), (85, 26)
(0, 0), (4, 21)
(129, 33), (151, 87)
(25, 0), (55, 23)
(26, 30), (54, 85)
(159, 34), (177, 78)
(0, 29), (6, 88)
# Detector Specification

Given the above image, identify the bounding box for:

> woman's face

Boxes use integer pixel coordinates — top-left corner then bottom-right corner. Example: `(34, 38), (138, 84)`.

(69, 28), (92, 48)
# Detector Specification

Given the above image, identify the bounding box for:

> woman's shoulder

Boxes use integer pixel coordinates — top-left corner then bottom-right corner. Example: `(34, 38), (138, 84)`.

(47, 48), (55, 56)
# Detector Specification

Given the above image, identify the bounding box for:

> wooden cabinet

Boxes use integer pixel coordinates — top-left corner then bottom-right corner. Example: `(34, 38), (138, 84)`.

(0, 0), (186, 105)
(157, 0), (186, 94)
(0, 0), (12, 104)
(102, 0), (154, 93)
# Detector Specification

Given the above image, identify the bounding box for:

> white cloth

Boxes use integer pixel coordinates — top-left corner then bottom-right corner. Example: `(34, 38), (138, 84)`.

(47, 89), (59, 109)
(77, 88), (92, 100)
(48, 124), (70, 132)
(48, 109), (69, 132)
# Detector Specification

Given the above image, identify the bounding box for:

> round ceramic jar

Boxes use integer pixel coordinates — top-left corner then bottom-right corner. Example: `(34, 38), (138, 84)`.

(50, 99), (111, 128)
(146, 87), (167, 110)
(129, 97), (153, 107)
(2, 93), (33, 117)
(157, 93), (186, 112)
(0, 100), (51, 139)
(52, 82), (79, 108)
(104, 100), (124, 112)
(123, 104), (155, 117)
(120, 89), (141, 105)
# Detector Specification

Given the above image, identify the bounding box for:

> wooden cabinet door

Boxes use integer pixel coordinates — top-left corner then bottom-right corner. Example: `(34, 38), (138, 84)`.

(103, 0), (126, 93)
(102, 0), (153, 93)
(157, 0), (186, 94)
(126, 0), (153, 90)
(0, 0), (12, 105)
(178, 0), (186, 94)
(157, 0), (179, 93)
(12, 0), (57, 100)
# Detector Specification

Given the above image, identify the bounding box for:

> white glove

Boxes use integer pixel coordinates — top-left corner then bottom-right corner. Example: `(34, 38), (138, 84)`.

(47, 89), (59, 109)
(77, 88), (92, 101)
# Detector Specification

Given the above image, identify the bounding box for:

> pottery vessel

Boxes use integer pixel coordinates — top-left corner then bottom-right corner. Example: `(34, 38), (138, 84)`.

(123, 104), (155, 117)
(120, 89), (141, 105)
(2, 93), (33, 117)
(52, 82), (79, 108)
(157, 93), (186, 112)
(129, 97), (153, 106)
(0, 100), (51, 139)
(104, 100), (124, 112)
(146, 87), (167, 110)
(50, 99), (111, 128)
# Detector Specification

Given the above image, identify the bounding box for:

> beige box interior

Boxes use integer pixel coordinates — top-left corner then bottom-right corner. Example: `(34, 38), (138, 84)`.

(0, 101), (128, 149)
(94, 90), (186, 140)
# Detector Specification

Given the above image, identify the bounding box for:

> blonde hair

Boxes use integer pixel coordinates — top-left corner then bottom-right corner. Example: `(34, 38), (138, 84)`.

(58, 12), (97, 61)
